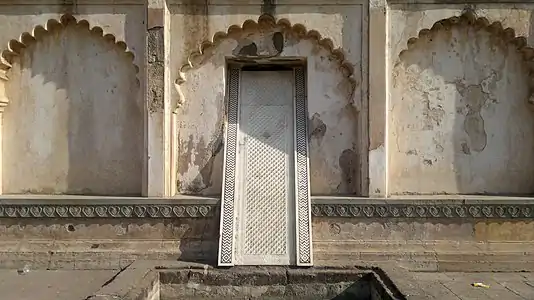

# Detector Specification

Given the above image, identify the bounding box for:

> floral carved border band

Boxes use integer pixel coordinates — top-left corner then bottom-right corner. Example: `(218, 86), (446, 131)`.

(0, 201), (532, 219)
(0, 204), (217, 218)
(311, 203), (534, 219)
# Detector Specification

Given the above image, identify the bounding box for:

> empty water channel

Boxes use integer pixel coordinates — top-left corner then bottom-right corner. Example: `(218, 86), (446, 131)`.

(132, 266), (407, 300)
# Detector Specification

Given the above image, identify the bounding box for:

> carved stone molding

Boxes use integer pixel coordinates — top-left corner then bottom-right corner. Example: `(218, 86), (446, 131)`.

(311, 203), (534, 219)
(0, 197), (532, 219)
(397, 11), (534, 106)
(0, 203), (216, 218)
(174, 13), (356, 112)
(0, 14), (140, 85)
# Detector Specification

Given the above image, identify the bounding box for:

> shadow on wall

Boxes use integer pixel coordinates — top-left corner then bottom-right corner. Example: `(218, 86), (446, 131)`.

(0, 217), (220, 265)
(391, 12), (534, 195)
(2, 15), (143, 196)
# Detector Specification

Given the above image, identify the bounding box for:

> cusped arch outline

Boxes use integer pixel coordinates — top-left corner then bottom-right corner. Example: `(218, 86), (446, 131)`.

(174, 13), (357, 112)
(397, 11), (534, 105)
(0, 14), (140, 82)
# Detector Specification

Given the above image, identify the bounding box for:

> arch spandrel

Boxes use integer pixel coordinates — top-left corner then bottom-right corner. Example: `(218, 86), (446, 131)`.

(0, 14), (140, 89)
(173, 13), (358, 112)
(396, 11), (534, 106)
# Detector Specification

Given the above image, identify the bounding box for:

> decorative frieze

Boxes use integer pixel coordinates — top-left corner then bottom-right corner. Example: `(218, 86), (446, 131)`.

(0, 203), (216, 218)
(311, 203), (534, 219)
(0, 198), (532, 219)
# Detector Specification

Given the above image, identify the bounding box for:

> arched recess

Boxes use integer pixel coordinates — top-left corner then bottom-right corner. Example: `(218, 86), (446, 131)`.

(390, 11), (534, 195)
(173, 14), (363, 197)
(0, 14), (143, 196)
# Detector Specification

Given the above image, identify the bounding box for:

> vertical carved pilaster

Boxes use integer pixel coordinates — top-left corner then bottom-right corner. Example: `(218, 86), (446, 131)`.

(146, 4), (169, 196)
(0, 72), (9, 195)
(368, 0), (386, 197)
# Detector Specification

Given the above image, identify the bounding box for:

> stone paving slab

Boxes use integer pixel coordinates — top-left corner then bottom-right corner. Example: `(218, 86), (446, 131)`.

(412, 272), (534, 299)
(0, 269), (117, 300)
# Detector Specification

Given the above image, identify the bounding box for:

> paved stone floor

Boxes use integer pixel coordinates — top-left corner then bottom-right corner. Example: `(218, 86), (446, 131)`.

(411, 272), (534, 299)
(0, 267), (532, 300)
(0, 269), (117, 300)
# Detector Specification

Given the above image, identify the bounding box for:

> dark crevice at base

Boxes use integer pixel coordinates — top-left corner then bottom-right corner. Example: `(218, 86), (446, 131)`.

(157, 266), (401, 300)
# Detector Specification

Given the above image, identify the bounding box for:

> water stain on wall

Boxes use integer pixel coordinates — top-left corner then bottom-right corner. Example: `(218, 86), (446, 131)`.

(338, 147), (359, 194)
(309, 113), (327, 143)
(455, 82), (489, 153)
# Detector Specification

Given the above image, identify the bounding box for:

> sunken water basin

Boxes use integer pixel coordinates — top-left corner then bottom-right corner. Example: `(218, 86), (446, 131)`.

(142, 266), (405, 300)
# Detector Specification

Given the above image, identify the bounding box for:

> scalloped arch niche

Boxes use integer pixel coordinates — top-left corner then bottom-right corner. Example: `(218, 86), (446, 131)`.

(390, 12), (534, 195)
(174, 15), (360, 196)
(2, 16), (143, 195)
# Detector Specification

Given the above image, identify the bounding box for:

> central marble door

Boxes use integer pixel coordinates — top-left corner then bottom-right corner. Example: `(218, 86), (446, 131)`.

(218, 65), (313, 267)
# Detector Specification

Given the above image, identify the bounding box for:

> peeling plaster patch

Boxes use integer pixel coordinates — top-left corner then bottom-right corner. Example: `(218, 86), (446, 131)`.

(232, 30), (285, 58)
(406, 149), (418, 155)
(179, 124), (224, 195)
(456, 83), (489, 152)
(198, 129), (224, 193)
(272, 32), (284, 53)
(461, 142), (471, 155)
(177, 135), (195, 191)
(147, 27), (164, 113)
(309, 113), (327, 142)
(237, 41), (259, 56)
(193, 137), (207, 168)
(422, 92), (445, 130)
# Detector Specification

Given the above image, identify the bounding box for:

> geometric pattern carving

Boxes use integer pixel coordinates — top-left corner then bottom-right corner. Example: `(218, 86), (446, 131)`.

(218, 67), (240, 266)
(239, 71), (293, 262)
(0, 14), (139, 86)
(398, 10), (534, 106)
(173, 13), (356, 111)
(294, 67), (313, 266)
(242, 107), (289, 256)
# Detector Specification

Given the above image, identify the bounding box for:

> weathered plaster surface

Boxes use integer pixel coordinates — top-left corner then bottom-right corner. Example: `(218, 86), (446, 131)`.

(3, 21), (143, 195)
(171, 6), (362, 196)
(389, 8), (534, 195)
(312, 218), (534, 242)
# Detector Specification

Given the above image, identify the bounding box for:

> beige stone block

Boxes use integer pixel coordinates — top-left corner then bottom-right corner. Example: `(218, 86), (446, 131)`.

(474, 221), (534, 241)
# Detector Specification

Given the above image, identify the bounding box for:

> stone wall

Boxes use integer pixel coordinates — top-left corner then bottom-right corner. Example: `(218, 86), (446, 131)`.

(0, 197), (531, 271)
(0, 0), (531, 270)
